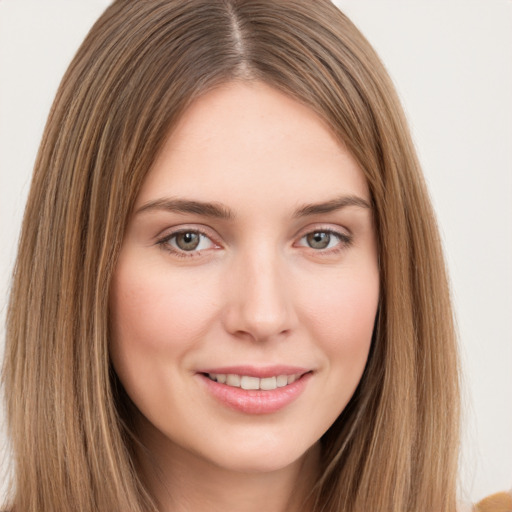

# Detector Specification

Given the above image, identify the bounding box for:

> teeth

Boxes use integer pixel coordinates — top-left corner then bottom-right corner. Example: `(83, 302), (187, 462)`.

(241, 376), (260, 390)
(207, 372), (303, 390)
(226, 374), (241, 387)
(276, 375), (288, 387)
(260, 377), (277, 390)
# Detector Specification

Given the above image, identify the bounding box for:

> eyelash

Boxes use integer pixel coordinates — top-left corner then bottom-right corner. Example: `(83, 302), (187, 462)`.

(156, 228), (217, 259)
(156, 227), (353, 259)
(296, 229), (353, 254)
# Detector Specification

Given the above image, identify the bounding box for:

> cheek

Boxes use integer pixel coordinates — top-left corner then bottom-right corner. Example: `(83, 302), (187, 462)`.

(299, 266), (379, 386)
(288, 265), (379, 438)
(108, 259), (220, 400)
(305, 269), (378, 344)
(110, 261), (216, 350)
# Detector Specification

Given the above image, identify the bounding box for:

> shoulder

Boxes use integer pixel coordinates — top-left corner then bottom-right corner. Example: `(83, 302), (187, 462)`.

(473, 491), (512, 512)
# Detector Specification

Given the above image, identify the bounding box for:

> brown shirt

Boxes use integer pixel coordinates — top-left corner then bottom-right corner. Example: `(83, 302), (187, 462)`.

(474, 492), (512, 512)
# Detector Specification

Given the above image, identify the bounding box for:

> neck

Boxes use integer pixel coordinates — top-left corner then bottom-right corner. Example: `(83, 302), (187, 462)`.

(134, 421), (320, 512)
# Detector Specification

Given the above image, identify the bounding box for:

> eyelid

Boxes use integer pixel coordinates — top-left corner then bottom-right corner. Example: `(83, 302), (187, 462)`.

(155, 225), (222, 258)
(294, 225), (353, 252)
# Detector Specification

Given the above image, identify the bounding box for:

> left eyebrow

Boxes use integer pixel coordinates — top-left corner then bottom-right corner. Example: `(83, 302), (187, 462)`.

(292, 195), (371, 218)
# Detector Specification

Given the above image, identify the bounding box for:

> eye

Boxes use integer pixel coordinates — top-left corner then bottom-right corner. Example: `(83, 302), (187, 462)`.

(158, 229), (217, 256)
(297, 229), (351, 251)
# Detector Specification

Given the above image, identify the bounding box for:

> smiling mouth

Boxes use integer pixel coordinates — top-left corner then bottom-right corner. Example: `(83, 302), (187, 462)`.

(204, 372), (306, 391)
(199, 369), (312, 414)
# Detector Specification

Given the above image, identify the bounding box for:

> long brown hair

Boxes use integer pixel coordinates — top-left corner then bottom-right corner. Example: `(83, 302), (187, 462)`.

(2, 1), (459, 510)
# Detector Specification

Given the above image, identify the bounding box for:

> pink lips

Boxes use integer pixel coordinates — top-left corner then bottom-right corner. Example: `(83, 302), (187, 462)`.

(196, 365), (312, 414)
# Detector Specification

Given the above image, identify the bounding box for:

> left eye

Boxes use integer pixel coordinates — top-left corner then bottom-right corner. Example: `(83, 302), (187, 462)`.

(298, 231), (344, 250)
(164, 231), (215, 252)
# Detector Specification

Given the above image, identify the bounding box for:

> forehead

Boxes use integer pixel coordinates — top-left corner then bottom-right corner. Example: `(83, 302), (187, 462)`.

(136, 81), (369, 211)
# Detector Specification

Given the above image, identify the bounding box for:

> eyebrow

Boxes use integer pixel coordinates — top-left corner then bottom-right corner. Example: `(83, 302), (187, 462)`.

(136, 198), (235, 219)
(135, 194), (371, 219)
(292, 195), (371, 217)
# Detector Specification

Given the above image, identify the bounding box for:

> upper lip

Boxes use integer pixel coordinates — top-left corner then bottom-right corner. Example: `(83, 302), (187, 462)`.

(196, 365), (311, 378)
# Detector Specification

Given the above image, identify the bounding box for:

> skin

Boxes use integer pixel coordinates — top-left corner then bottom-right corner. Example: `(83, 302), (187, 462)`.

(109, 81), (380, 512)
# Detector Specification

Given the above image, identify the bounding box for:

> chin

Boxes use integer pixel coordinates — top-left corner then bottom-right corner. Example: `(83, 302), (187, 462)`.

(202, 439), (318, 475)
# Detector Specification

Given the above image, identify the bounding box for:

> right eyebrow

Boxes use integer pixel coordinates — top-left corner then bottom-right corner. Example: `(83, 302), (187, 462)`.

(135, 198), (235, 220)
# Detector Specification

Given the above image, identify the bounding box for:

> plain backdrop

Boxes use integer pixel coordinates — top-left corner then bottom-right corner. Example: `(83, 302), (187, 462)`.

(0, 0), (511, 505)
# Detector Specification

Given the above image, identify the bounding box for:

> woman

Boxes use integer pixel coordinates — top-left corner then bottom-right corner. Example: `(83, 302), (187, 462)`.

(2, 1), (461, 510)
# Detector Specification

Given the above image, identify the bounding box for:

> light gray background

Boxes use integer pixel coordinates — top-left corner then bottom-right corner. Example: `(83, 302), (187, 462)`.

(1, 0), (511, 505)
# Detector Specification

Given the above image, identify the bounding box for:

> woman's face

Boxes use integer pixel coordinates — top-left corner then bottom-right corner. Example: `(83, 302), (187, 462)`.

(110, 81), (379, 474)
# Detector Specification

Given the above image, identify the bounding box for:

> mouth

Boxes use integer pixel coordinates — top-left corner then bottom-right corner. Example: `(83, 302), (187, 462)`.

(203, 372), (304, 390)
(197, 367), (313, 414)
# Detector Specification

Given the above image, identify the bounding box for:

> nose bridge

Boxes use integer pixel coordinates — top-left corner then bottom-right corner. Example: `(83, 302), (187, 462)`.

(223, 243), (295, 341)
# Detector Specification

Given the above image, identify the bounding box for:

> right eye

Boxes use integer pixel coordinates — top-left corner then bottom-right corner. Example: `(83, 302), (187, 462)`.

(158, 229), (217, 257)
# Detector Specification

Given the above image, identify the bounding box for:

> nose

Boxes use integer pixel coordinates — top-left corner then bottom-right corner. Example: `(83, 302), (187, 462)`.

(222, 247), (297, 343)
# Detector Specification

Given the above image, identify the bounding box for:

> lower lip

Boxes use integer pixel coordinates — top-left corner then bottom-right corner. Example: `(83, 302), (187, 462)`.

(198, 373), (312, 414)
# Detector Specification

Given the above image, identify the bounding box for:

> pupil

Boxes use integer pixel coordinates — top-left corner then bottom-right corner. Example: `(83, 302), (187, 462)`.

(177, 232), (200, 250)
(307, 232), (330, 249)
